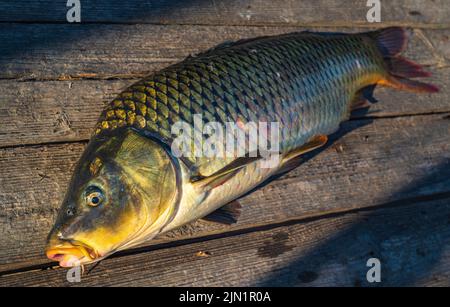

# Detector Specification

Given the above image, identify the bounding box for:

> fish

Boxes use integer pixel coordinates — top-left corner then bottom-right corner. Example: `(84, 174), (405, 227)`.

(46, 27), (438, 267)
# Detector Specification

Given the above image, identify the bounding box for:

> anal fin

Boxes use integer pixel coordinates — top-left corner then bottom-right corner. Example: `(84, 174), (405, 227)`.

(201, 200), (242, 225)
(351, 85), (377, 111)
(351, 97), (371, 111)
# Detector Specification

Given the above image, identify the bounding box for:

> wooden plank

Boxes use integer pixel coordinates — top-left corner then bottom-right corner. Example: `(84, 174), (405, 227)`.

(0, 0), (448, 26)
(0, 67), (448, 148)
(0, 25), (447, 80)
(0, 80), (127, 147)
(1, 114), (449, 272)
(0, 27), (448, 148)
(1, 197), (449, 286)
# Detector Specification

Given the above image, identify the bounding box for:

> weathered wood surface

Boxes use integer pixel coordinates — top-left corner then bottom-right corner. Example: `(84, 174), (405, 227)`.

(0, 0), (449, 287)
(2, 198), (450, 287)
(0, 26), (448, 147)
(0, 0), (448, 27)
(1, 114), (449, 273)
(0, 70), (448, 147)
(0, 25), (448, 80)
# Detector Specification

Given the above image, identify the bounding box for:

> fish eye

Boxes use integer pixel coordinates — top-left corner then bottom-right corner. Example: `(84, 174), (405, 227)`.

(85, 186), (104, 207)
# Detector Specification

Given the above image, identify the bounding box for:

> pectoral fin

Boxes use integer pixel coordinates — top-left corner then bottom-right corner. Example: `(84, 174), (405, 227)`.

(191, 156), (260, 190)
(281, 135), (328, 164)
(274, 135), (328, 176)
(201, 200), (242, 225)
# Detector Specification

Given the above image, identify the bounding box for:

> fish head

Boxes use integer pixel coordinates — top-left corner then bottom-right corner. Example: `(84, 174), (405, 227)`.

(46, 129), (180, 267)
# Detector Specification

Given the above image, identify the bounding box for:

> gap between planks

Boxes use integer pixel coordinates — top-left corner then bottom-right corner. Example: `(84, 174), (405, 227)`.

(2, 63), (449, 83)
(0, 25), (447, 80)
(2, 197), (450, 286)
(1, 111), (449, 151)
(0, 20), (449, 29)
(1, 114), (449, 273)
(0, 0), (449, 29)
(2, 188), (450, 278)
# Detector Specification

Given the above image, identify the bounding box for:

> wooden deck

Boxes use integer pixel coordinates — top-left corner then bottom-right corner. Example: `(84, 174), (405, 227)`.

(0, 1), (449, 286)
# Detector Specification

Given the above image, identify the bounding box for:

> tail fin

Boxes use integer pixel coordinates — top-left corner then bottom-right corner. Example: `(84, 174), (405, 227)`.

(369, 27), (439, 93)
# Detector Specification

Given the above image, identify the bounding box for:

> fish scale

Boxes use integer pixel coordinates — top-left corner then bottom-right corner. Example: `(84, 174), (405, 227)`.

(94, 31), (386, 174)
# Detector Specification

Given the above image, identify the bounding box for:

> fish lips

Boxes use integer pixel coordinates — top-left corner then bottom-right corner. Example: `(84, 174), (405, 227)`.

(46, 240), (99, 267)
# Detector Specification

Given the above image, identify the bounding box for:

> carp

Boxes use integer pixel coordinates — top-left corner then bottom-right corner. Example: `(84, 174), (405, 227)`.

(46, 27), (438, 267)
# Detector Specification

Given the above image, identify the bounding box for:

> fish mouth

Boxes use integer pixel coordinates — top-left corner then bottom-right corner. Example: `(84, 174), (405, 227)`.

(46, 241), (98, 268)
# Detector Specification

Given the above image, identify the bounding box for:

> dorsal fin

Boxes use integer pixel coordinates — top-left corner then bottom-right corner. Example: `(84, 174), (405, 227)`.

(195, 37), (273, 57)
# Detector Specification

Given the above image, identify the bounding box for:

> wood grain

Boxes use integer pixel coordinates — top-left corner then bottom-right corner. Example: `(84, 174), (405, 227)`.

(0, 27), (448, 147)
(0, 0), (448, 26)
(0, 25), (448, 80)
(0, 69), (448, 148)
(1, 197), (449, 286)
(1, 114), (449, 272)
(0, 0), (449, 286)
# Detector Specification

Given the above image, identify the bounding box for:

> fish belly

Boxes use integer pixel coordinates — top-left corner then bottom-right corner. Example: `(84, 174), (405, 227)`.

(163, 159), (281, 232)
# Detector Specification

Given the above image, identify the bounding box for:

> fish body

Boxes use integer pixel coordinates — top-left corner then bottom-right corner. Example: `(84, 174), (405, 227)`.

(95, 30), (385, 168)
(46, 28), (438, 267)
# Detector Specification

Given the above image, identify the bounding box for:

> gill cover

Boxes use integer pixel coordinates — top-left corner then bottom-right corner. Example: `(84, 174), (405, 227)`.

(112, 129), (182, 249)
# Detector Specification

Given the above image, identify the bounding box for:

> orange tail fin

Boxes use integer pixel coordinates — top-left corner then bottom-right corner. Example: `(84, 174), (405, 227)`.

(370, 27), (439, 93)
